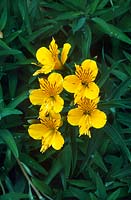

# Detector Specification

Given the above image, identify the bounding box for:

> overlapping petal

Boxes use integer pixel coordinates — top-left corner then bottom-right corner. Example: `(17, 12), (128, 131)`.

(67, 108), (83, 125)
(90, 109), (107, 128)
(29, 89), (44, 105)
(64, 59), (99, 101)
(67, 97), (107, 137)
(63, 75), (80, 93)
(61, 43), (71, 65)
(52, 131), (64, 150)
(28, 112), (64, 152)
(33, 38), (71, 75)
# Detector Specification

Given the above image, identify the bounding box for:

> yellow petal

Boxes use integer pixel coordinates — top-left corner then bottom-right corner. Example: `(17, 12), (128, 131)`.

(61, 43), (71, 64)
(29, 89), (44, 105)
(53, 95), (64, 113)
(81, 59), (98, 81)
(52, 131), (64, 150)
(48, 73), (63, 93)
(90, 109), (107, 128)
(33, 64), (54, 75)
(36, 47), (53, 65)
(67, 108), (83, 126)
(63, 75), (80, 93)
(49, 38), (59, 55)
(28, 124), (49, 139)
(79, 126), (91, 137)
(78, 115), (91, 136)
(84, 82), (100, 99)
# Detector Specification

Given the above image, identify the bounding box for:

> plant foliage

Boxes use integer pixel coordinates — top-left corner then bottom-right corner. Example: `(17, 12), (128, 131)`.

(0, 0), (131, 199)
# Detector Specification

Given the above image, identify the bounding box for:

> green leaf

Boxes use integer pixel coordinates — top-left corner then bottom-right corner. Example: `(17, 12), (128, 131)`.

(0, 129), (19, 158)
(92, 17), (131, 44)
(104, 124), (131, 162)
(89, 0), (100, 14)
(7, 91), (28, 108)
(68, 186), (88, 200)
(20, 153), (48, 176)
(95, 173), (107, 199)
(68, 179), (95, 189)
(8, 71), (18, 99)
(0, 39), (11, 50)
(111, 78), (131, 99)
(93, 151), (108, 172)
(97, 60), (123, 88)
(19, 36), (35, 56)
(0, 193), (29, 200)
(0, 49), (22, 56)
(32, 177), (53, 197)
(55, 11), (82, 21)
(0, 108), (22, 119)
(5, 30), (22, 43)
(89, 192), (97, 200)
(72, 17), (86, 33)
(100, 99), (131, 109)
(27, 25), (54, 41)
(44, 156), (63, 184)
(0, 6), (7, 30)
(107, 189), (120, 200)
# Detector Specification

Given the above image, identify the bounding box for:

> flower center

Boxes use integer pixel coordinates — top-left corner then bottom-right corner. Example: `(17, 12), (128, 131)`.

(40, 80), (58, 97)
(76, 67), (94, 84)
(79, 98), (97, 114)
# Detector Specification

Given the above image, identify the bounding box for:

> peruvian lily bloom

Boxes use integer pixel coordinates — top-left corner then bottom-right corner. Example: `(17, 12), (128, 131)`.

(29, 73), (64, 115)
(33, 38), (71, 75)
(63, 59), (100, 102)
(67, 97), (107, 137)
(28, 112), (64, 152)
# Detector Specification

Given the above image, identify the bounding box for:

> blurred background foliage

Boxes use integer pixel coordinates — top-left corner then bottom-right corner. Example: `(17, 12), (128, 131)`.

(0, 0), (131, 199)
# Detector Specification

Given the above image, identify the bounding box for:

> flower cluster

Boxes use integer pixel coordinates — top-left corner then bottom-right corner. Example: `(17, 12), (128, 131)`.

(28, 38), (107, 153)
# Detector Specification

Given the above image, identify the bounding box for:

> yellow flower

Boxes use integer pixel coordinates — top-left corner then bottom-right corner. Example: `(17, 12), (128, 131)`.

(28, 112), (64, 152)
(29, 73), (64, 114)
(67, 97), (107, 137)
(33, 38), (71, 75)
(63, 59), (100, 102)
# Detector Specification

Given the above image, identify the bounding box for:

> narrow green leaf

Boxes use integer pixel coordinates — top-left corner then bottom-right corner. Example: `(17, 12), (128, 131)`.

(92, 17), (131, 44)
(89, 193), (97, 200)
(60, 144), (72, 178)
(95, 173), (107, 199)
(55, 11), (82, 20)
(100, 99), (131, 109)
(0, 49), (22, 56)
(98, 0), (109, 9)
(72, 17), (86, 33)
(0, 193), (29, 200)
(0, 129), (19, 158)
(93, 151), (108, 172)
(97, 60), (123, 88)
(20, 153), (48, 176)
(68, 186), (88, 200)
(89, 0), (100, 14)
(7, 91), (28, 108)
(107, 189), (121, 200)
(104, 124), (131, 162)
(8, 71), (18, 99)
(44, 157), (63, 184)
(111, 78), (131, 99)
(19, 36), (35, 56)
(32, 177), (53, 196)
(0, 6), (7, 30)
(0, 39), (11, 50)
(0, 108), (22, 119)
(123, 51), (131, 62)
(5, 30), (22, 43)
(27, 25), (54, 41)
(68, 179), (95, 189)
